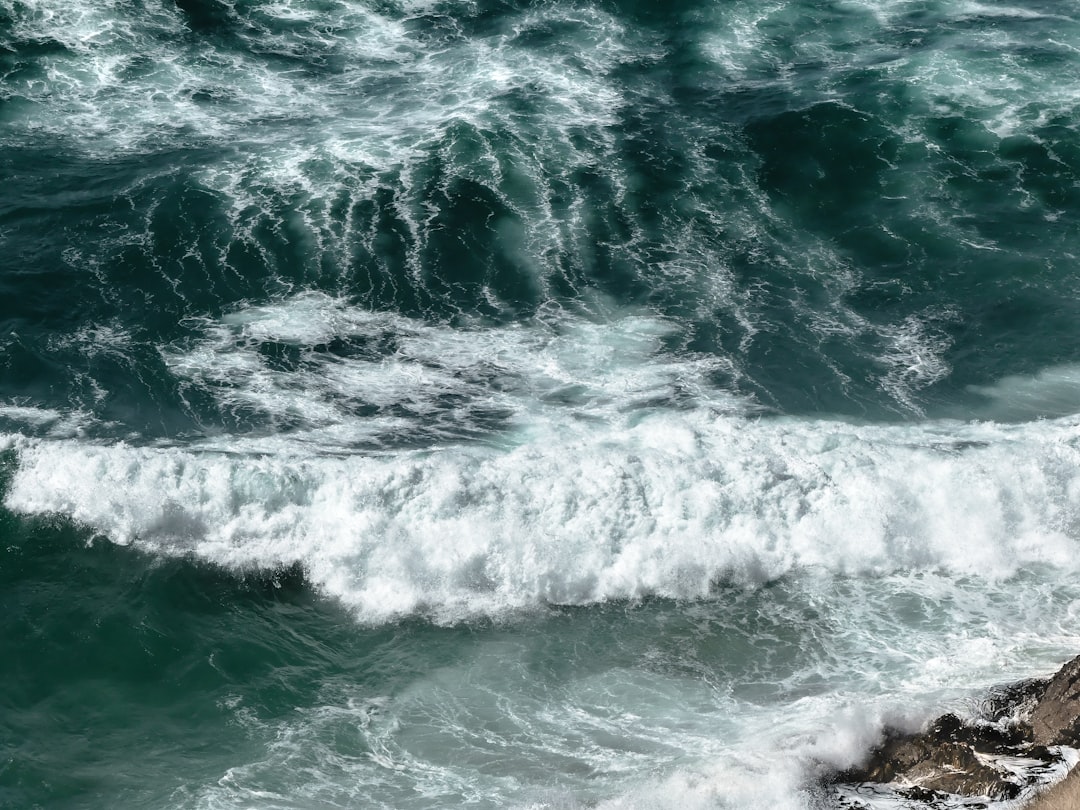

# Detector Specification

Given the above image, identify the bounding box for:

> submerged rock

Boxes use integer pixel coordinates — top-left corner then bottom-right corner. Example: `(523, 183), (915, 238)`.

(826, 655), (1080, 806)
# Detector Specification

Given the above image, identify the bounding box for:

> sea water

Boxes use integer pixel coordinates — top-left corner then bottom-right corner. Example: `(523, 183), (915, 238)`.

(3, 1), (1080, 808)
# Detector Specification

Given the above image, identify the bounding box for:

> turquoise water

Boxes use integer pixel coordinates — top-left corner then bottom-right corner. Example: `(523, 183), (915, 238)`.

(4, 0), (1080, 807)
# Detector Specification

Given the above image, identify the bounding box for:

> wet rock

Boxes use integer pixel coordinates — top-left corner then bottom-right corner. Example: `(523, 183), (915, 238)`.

(906, 746), (1020, 800)
(1031, 655), (1080, 746)
(827, 656), (1080, 804)
(895, 785), (947, 803)
(835, 713), (1034, 800)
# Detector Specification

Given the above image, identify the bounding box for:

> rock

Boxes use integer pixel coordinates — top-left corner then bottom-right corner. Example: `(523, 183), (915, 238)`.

(835, 713), (1033, 800)
(1031, 655), (1080, 746)
(826, 658), (1080, 804)
(905, 743), (1020, 800)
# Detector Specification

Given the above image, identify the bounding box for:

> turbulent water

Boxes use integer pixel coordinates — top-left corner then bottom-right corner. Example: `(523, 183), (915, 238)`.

(4, 0), (1080, 808)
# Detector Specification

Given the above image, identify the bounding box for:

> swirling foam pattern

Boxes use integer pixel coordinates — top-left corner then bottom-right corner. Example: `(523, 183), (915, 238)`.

(3, 0), (1080, 808)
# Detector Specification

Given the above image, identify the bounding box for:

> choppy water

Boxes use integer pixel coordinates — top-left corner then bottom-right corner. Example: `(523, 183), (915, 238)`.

(4, 1), (1080, 808)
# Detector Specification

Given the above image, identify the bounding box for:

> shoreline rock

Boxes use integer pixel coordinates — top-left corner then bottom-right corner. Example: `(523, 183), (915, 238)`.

(823, 655), (1080, 807)
(1026, 767), (1080, 809)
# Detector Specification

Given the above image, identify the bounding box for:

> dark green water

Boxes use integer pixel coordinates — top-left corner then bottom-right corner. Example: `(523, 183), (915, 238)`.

(3, 0), (1080, 807)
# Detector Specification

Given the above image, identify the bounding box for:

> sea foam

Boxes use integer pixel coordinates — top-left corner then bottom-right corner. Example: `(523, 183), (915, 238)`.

(4, 408), (1079, 623)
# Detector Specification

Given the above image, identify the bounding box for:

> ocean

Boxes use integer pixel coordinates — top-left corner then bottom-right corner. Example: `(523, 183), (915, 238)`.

(3, 0), (1080, 807)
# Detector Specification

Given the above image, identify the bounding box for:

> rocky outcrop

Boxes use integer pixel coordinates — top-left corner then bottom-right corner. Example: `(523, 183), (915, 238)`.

(1031, 655), (1080, 747)
(826, 655), (1080, 805)
(848, 714), (1029, 798)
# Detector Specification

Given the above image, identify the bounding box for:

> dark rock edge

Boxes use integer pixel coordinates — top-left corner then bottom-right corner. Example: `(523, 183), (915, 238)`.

(819, 655), (1080, 806)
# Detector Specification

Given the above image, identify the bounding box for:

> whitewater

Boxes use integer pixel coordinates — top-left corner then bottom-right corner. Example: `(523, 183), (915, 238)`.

(3, 0), (1080, 808)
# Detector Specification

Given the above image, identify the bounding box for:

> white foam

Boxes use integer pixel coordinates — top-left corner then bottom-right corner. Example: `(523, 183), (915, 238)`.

(0, 0), (640, 160)
(956, 3), (1075, 23)
(0, 404), (98, 438)
(969, 364), (1080, 421)
(0, 0), (669, 336)
(5, 408), (1080, 623)
(171, 601), (1080, 810)
(0, 0), (672, 330)
(162, 293), (740, 449)
(700, 0), (1080, 141)
(0, 405), (65, 427)
(877, 311), (956, 415)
